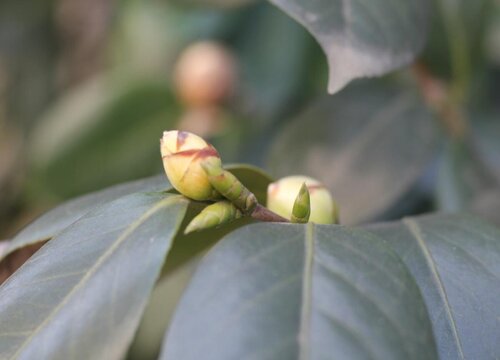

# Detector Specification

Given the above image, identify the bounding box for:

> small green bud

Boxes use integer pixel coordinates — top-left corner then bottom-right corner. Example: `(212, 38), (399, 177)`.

(267, 176), (339, 224)
(184, 200), (242, 234)
(291, 183), (311, 223)
(161, 130), (221, 201)
(201, 161), (257, 214)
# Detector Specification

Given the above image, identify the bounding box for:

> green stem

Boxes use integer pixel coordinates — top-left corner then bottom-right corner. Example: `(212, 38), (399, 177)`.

(251, 204), (289, 223)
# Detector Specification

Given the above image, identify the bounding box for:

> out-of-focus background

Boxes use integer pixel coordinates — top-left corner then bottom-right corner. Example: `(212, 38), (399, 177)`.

(1, 0), (500, 239)
(0, 0), (327, 238)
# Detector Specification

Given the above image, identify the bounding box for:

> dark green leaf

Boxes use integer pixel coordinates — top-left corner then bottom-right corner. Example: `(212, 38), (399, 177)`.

(0, 192), (188, 360)
(130, 213), (256, 360)
(235, 2), (315, 120)
(128, 172), (269, 360)
(161, 223), (437, 360)
(1, 175), (167, 262)
(369, 214), (500, 359)
(268, 0), (430, 93)
(268, 81), (440, 224)
(129, 163), (273, 359)
(128, 254), (202, 360)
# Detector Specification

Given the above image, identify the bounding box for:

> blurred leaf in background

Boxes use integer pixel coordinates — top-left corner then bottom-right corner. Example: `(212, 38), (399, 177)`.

(0, 0), (56, 129)
(421, 0), (493, 102)
(55, 0), (114, 87)
(0, 57), (25, 236)
(269, 0), (430, 93)
(268, 80), (441, 225)
(28, 78), (180, 200)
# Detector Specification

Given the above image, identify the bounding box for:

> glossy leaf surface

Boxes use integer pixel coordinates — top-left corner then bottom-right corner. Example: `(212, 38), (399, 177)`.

(369, 215), (500, 359)
(161, 223), (437, 360)
(268, 0), (430, 92)
(0, 193), (188, 360)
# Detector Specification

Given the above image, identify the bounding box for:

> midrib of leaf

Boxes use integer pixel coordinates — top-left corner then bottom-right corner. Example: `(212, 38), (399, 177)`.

(10, 195), (182, 360)
(403, 218), (465, 360)
(298, 222), (315, 360)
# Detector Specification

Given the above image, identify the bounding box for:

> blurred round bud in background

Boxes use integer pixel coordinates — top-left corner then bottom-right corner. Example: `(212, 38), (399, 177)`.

(267, 175), (339, 224)
(160, 130), (222, 201)
(173, 41), (237, 107)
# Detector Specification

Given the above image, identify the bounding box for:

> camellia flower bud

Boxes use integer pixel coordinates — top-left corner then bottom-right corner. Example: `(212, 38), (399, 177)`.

(173, 41), (237, 107)
(160, 130), (222, 201)
(184, 200), (242, 234)
(267, 176), (339, 225)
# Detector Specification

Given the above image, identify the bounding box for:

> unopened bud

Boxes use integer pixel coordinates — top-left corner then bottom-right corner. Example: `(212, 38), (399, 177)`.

(174, 41), (237, 107)
(201, 160), (257, 214)
(291, 183), (310, 223)
(160, 130), (221, 201)
(267, 176), (339, 225)
(184, 200), (242, 234)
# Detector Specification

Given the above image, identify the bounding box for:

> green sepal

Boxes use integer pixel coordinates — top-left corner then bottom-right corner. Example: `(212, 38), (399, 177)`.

(184, 201), (243, 234)
(291, 183), (310, 223)
(201, 161), (257, 214)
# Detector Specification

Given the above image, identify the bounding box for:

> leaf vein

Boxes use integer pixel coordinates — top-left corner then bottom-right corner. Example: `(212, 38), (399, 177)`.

(298, 222), (315, 360)
(403, 218), (465, 360)
(8, 195), (180, 359)
(324, 234), (404, 289)
(431, 231), (500, 281)
(316, 305), (376, 360)
(315, 257), (410, 350)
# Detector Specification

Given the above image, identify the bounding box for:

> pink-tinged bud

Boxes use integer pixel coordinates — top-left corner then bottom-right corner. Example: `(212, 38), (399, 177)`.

(267, 176), (339, 225)
(160, 130), (222, 201)
(173, 41), (237, 107)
